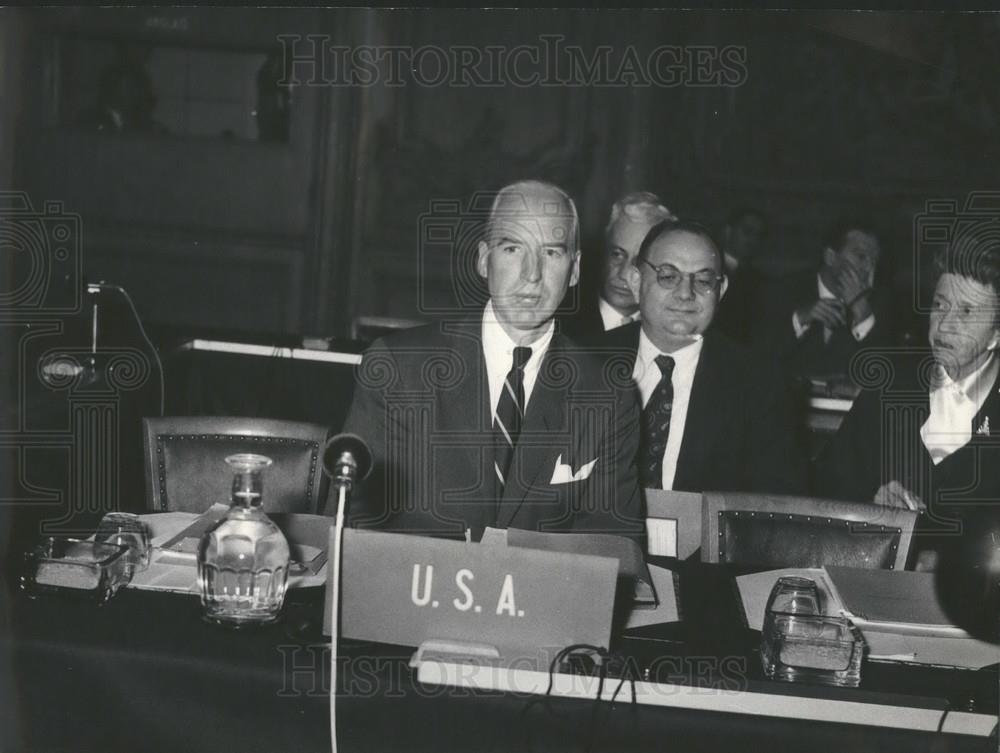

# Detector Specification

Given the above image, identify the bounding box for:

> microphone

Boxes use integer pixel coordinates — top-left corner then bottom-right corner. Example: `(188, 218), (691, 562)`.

(322, 433), (372, 490)
(321, 432), (372, 753)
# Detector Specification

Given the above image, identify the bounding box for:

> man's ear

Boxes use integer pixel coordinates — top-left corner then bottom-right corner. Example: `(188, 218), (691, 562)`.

(822, 246), (839, 269)
(477, 240), (490, 279)
(718, 274), (729, 301)
(568, 250), (581, 288)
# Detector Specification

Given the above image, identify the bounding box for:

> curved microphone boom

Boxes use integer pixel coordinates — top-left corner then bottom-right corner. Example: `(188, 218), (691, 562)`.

(321, 432), (372, 753)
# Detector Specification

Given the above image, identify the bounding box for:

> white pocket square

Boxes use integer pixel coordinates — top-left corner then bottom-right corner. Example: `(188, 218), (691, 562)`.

(549, 454), (598, 485)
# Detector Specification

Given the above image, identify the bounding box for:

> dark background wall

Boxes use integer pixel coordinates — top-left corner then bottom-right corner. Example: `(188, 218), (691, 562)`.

(5, 7), (1000, 339)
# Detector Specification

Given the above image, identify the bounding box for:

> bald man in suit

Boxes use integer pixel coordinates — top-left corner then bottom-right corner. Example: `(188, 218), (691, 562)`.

(343, 180), (644, 542)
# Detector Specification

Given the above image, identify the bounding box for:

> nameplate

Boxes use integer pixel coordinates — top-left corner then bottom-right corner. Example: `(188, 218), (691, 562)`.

(326, 529), (619, 668)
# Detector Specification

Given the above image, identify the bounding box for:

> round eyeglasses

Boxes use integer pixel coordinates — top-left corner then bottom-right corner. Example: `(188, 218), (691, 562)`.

(637, 258), (723, 296)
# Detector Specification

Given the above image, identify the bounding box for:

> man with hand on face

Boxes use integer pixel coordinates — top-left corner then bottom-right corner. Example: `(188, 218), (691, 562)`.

(754, 217), (892, 380)
(342, 179), (644, 542)
(596, 219), (806, 495)
(561, 191), (674, 337)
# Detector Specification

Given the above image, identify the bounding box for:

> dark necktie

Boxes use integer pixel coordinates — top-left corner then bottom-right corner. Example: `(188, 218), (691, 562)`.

(640, 354), (675, 489)
(494, 346), (532, 493)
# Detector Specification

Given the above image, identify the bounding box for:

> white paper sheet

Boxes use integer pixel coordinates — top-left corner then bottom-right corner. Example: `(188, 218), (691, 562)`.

(128, 511), (326, 594)
(645, 519), (677, 558)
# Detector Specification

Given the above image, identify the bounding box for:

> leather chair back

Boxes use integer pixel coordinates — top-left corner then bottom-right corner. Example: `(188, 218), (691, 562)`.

(701, 492), (915, 570)
(143, 417), (330, 514)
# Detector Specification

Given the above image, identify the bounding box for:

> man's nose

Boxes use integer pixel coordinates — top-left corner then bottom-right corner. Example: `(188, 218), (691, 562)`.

(521, 249), (543, 283)
(935, 311), (957, 333)
(614, 259), (630, 281)
(676, 274), (695, 300)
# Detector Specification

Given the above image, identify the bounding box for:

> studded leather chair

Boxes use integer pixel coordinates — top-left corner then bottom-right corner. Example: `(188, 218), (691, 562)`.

(701, 492), (916, 570)
(142, 417), (330, 514)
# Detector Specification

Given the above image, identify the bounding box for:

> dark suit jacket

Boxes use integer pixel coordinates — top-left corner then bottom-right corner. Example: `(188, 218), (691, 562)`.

(714, 264), (762, 343)
(593, 323), (807, 495)
(815, 350), (1000, 554)
(752, 270), (894, 379)
(559, 293), (609, 341)
(342, 314), (645, 542)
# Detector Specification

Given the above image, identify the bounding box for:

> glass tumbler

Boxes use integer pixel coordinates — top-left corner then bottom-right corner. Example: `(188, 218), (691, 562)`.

(94, 512), (151, 577)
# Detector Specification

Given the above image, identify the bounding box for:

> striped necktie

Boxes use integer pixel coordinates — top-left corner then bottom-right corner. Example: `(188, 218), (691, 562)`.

(494, 346), (532, 493)
(640, 354), (675, 489)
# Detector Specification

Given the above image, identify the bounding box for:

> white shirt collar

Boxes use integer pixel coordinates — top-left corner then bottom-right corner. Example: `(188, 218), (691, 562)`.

(921, 353), (997, 464)
(633, 327), (705, 490)
(481, 300), (554, 415)
(932, 352), (999, 405)
(817, 274), (836, 301)
(636, 327), (704, 377)
(482, 300), (555, 358)
(598, 297), (639, 331)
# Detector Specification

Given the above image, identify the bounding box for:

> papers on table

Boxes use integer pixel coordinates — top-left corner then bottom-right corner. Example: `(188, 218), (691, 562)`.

(824, 566), (999, 671)
(825, 566), (967, 637)
(645, 519), (677, 558)
(863, 630), (999, 670)
(156, 504), (228, 554)
(129, 509), (329, 595)
(736, 566), (1000, 670)
(644, 489), (702, 560)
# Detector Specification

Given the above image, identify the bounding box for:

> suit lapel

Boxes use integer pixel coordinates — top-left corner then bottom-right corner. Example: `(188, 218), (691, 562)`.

(967, 364), (1000, 442)
(496, 336), (573, 527)
(436, 320), (491, 434)
(431, 321), (496, 532)
(673, 333), (727, 490)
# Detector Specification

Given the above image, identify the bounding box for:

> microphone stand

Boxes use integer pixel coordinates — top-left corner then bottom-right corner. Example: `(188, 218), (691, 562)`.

(329, 461), (349, 753)
(320, 433), (370, 753)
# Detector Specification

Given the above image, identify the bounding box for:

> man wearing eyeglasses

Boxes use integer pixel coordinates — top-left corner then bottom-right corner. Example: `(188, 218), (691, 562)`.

(597, 219), (806, 494)
(343, 180), (645, 542)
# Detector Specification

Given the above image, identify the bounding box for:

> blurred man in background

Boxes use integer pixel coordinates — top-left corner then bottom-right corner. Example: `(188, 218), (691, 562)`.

(753, 215), (892, 381)
(715, 206), (769, 341)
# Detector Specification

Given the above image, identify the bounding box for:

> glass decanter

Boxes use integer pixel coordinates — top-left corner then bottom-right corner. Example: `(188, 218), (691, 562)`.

(197, 453), (290, 627)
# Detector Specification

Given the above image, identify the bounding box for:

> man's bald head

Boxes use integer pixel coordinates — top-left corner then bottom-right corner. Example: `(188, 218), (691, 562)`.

(477, 180), (581, 343)
(484, 180), (580, 253)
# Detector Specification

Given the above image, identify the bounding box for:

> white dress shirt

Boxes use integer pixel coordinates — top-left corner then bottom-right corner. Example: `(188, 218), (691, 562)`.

(792, 275), (875, 343)
(599, 297), (640, 331)
(633, 328), (704, 489)
(920, 354), (998, 465)
(481, 300), (554, 419)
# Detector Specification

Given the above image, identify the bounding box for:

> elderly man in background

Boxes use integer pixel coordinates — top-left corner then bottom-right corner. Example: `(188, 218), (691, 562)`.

(343, 179), (644, 542)
(562, 191), (674, 337)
